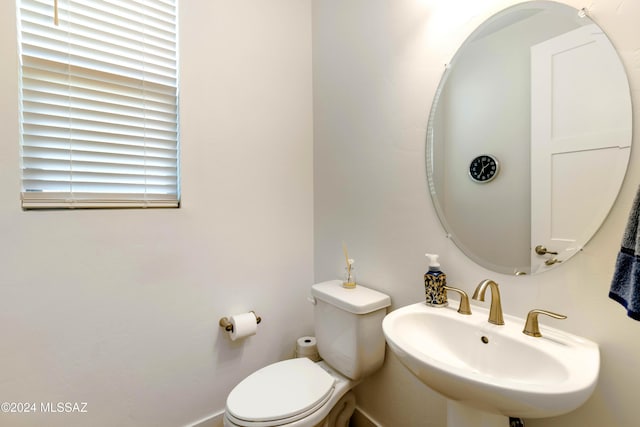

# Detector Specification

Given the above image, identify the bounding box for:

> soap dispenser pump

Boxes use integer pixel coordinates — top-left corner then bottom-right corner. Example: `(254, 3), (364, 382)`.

(424, 253), (448, 307)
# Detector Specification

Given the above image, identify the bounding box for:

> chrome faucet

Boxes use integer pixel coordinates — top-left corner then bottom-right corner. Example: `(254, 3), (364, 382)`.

(472, 279), (504, 325)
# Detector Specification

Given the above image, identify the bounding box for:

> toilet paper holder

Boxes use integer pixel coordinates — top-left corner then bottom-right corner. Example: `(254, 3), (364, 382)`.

(219, 311), (262, 332)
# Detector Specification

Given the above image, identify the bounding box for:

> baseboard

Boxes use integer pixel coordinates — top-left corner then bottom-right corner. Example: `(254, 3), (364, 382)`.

(186, 409), (224, 427)
(350, 406), (383, 427)
(187, 405), (381, 427)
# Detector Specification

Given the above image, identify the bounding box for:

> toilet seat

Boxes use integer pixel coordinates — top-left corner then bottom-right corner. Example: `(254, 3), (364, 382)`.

(226, 358), (336, 427)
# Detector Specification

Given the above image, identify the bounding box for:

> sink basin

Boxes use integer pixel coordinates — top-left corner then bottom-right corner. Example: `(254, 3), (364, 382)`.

(382, 302), (599, 419)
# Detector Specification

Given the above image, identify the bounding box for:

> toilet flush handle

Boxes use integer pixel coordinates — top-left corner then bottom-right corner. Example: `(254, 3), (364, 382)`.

(307, 296), (317, 305)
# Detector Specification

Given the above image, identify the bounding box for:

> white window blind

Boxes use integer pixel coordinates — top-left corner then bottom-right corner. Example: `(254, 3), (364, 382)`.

(17, 0), (179, 209)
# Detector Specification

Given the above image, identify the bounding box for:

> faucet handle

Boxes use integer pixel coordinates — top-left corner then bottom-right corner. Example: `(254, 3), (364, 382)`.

(522, 309), (567, 337)
(443, 286), (472, 315)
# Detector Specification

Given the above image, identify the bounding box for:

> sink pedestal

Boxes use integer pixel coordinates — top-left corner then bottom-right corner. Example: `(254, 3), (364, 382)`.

(447, 401), (508, 427)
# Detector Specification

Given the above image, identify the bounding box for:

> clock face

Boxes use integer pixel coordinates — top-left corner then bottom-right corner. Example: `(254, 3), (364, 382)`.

(469, 155), (499, 183)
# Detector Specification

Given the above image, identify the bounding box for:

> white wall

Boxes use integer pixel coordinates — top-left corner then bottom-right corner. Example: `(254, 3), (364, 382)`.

(0, 1), (313, 426)
(313, 0), (640, 426)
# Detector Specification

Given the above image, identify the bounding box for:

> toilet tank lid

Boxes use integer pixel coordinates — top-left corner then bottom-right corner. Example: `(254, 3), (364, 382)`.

(311, 280), (391, 314)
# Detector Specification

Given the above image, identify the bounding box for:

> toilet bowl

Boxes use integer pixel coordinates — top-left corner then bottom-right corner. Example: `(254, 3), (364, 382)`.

(223, 280), (391, 427)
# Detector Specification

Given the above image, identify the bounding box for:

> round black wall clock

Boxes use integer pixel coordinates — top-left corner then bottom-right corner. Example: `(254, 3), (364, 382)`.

(469, 154), (499, 183)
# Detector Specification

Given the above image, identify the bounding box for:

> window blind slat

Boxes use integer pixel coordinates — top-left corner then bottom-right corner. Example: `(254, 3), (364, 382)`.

(21, 26), (177, 72)
(21, 2), (176, 41)
(21, 192), (179, 209)
(23, 111), (176, 145)
(22, 128), (179, 154)
(19, 13), (177, 54)
(22, 61), (179, 106)
(18, 0), (179, 209)
(22, 94), (178, 127)
(22, 145), (178, 166)
(23, 105), (178, 135)
(22, 133), (178, 154)
(22, 43), (176, 86)
(23, 169), (177, 186)
(22, 181), (177, 194)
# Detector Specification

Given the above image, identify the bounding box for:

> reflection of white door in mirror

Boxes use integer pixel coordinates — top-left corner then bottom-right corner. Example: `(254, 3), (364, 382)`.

(426, 2), (633, 275)
(530, 24), (632, 274)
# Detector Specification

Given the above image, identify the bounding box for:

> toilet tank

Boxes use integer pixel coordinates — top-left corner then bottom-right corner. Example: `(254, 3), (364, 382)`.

(310, 280), (391, 380)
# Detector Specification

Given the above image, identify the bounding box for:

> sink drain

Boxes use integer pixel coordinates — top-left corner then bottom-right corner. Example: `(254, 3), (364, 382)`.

(481, 336), (489, 344)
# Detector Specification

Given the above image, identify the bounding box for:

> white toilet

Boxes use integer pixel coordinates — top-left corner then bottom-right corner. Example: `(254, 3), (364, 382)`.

(223, 280), (391, 427)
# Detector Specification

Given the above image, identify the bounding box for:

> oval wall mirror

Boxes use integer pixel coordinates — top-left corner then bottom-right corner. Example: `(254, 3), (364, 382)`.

(426, 1), (632, 275)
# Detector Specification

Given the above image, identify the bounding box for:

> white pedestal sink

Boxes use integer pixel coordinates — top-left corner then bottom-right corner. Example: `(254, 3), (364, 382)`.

(382, 301), (599, 426)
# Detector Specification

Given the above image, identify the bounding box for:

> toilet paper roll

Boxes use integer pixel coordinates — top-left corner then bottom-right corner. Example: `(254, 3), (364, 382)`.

(296, 336), (320, 361)
(296, 336), (317, 354)
(229, 312), (258, 341)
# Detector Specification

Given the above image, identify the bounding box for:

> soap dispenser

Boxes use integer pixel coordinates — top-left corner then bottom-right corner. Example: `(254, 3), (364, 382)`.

(424, 253), (448, 307)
